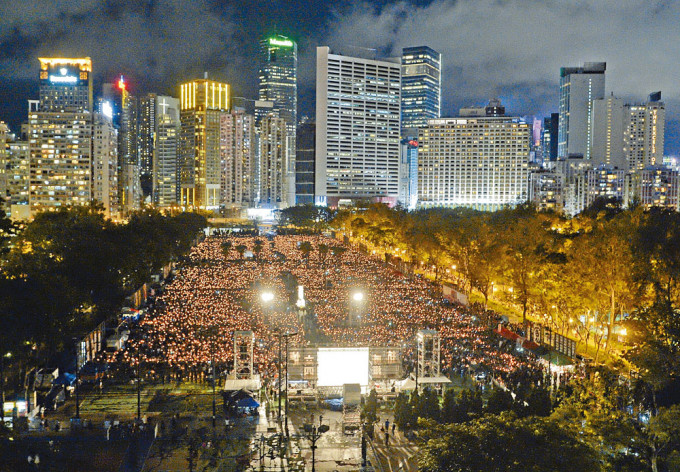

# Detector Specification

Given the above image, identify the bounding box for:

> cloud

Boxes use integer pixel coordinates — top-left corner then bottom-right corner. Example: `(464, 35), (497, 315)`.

(316, 0), (680, 118)
(0, 0), (239, 92)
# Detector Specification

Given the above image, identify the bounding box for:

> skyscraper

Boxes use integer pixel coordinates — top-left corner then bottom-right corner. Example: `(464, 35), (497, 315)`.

(558, 62), (606, 159)
(29, 58), (93, 215)
(591, 94), (625, 168)
(102, 76), (140, 213)
(624, 94), (665, 170)
(92, 112), (119, 217)
(258, 35), (297, 205)
(401, 46), (441, 130)
(315, 47), (401, 207)
(153, 96), (180, 207)
(295, 121), (315, 205)
(258, 113), (287, 207)
(220, 109), (256, 209)
(179, 78), (229, 209)
(542, 113), (559, 162)
(138, 93), (157, 198)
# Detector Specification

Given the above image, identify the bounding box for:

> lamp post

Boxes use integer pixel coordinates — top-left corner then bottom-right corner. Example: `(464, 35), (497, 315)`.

(74, 339), (81, 420)
(1, 352), (11, 412)
(303, 423), (329, 472)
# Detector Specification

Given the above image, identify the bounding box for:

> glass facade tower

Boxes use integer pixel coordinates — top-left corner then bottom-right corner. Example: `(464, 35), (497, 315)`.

(401, 46), (441, 130)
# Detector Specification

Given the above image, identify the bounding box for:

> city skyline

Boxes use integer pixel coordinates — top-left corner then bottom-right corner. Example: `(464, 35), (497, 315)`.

(1, 0), (678, 155)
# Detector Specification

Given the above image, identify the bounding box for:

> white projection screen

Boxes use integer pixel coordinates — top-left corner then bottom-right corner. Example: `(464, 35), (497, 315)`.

(317, 347), (369, 387)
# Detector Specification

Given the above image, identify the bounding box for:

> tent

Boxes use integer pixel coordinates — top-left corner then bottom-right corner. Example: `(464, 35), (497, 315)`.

(52, 372), (76, 386)
(236, 396), (260, 408)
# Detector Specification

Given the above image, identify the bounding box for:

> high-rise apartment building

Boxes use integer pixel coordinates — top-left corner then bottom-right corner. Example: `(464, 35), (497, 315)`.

(153, 96), (180, 207)
(179, 78), (229, 209)
(628, 165), (679, 210)
(258, 35), (297, 205)
(315, 47), (401, 207)
(220, 109), (256, 209)
(92, 113), (119, 216)
(401, 46), (441, 130)
(418, 106), (531, 210)
(258, 114), (287, 207)
(558, 62), (606, 159)
(624, 93), (665, 170)
(29, 58), (94, 215)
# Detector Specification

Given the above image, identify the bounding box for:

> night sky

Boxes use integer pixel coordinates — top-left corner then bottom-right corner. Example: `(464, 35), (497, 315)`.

(1, 0), (678, 154)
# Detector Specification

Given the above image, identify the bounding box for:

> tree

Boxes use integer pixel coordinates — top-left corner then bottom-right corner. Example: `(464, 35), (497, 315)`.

(495, 205), (551, 324)
(416, 388), (441, 422)
(253, 239), (264, 261)
(235, 244), (247, 260)
(486, 387), (514, 415)
(317, 243), (329, 266)
(418, 413), (601, 472)
(221, 240), (232, 259)
(394, 392), (413, 430)
(298, 241), (313, 262)
(361, 388), (379, 425)
(647, 405), (680, 472)
(441, 388), (458, 423)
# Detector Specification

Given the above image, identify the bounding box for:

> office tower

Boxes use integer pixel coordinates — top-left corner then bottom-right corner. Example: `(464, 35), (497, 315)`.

(220, 109), (256, 209)
(258, 35), (297, 203)
(558, 62), (606, 159)
(138, 93), (157, 197)
(418, 102), (531, 210)
(102, 76), (140, 212)
(29, 58), (93, 215)
(591, 94), (625, 168)
(398, 130), (419, 210)
(92, 113), (119, 217)
(401, 46), (441, 130)
(179, 78), (229, 209)
(542, 113), (559, 162)
(258, 113), (287, 207)
(295, 121), (315, 205)
(0, 122), (7, 212)
(315, 47), (401, 207)
(624, 93), (665, 170)
(153, 96), (180, 207)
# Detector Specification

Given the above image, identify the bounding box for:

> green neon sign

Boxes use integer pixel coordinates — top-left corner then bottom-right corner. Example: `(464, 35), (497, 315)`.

(269, 37), (293, 47)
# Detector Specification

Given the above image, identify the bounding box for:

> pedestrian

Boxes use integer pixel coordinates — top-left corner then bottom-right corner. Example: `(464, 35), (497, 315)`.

(385, 431), (389, 446)
(392, 423), (396, 435)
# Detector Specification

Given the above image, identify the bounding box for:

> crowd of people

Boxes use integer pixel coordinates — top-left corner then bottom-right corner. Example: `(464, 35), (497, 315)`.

(118, 235), (542, 388)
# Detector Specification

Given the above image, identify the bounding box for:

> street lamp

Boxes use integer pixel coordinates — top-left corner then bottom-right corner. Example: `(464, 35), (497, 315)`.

(303, 423), (329, 472)
(352, 291), (364, 302)
(261, 291), (275, 303)
(1, 352), (11, 410)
